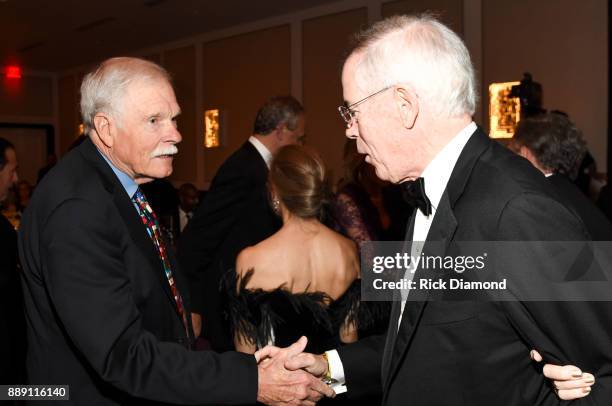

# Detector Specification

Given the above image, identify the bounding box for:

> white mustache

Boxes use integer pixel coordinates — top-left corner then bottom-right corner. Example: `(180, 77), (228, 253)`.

(150, 145), (178, 158)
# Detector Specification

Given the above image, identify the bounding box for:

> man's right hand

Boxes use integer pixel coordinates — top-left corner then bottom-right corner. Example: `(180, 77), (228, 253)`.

(256, 337), (335, 405)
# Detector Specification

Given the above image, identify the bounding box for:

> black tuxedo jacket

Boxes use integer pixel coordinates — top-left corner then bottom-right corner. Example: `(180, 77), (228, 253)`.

(338, 128), (612, 405)
(18, 138), (257, 405)
(178, 141), (281, 351)
(548, 173), (612, 241)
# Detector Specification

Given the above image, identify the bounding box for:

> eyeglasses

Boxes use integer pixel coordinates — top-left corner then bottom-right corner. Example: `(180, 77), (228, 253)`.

(338, 85), (392, 125)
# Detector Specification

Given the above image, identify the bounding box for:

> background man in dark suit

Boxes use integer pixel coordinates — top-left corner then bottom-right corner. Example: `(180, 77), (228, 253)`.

(0, 138), (26, 386)
(177, 183), (199, 234)
(512, 112), (612, 240)
(178, 96), (305, 351)
(18, 57), (331, 405)
(279, 15), (610, 405)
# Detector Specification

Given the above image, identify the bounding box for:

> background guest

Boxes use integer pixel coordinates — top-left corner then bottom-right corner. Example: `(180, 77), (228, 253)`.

(16, 180), (32, 213)
(329, 139), (410, 244)
(0, 137), (26, 387)
(179, 96), (305, 350)
(512, 112), (612, 240)
(178, 182), (199, 233)
(330, 139), (385, 244)
(228, 145), (359, 353)
(226, 145), (387, 404)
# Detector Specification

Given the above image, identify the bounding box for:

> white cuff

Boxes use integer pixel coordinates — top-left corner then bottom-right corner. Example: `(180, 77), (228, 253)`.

(325, 350), (347, 394)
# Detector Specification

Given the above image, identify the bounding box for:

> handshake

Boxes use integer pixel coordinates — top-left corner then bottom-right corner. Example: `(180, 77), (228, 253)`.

(254, 336), (336, 406)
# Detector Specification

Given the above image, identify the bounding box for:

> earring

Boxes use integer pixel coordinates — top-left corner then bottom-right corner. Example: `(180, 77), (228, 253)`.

(271, 198), (281, 215)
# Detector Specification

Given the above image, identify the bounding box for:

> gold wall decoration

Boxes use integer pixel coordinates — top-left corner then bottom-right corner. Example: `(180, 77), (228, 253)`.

(204, 109), (221, 148)
(489, 81), (521, 139)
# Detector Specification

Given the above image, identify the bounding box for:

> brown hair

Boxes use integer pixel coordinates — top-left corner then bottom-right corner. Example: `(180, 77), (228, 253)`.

(513, 112), (586, 180)
(338, 139), (367, 190)
(269, 145), (329, 219)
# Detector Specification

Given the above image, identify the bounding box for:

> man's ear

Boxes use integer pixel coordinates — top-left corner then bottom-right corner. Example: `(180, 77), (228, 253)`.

(93, 114), (114, 148)
(394, 86), (419, 129)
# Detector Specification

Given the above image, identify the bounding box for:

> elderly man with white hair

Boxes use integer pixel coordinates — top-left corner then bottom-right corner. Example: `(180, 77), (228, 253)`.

(276, 14), (611, 405)
(18, 57), (334, 405)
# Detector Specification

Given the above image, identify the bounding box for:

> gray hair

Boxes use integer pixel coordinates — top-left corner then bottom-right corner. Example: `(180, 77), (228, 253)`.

(80, 57), (171, 135)
(349, 14), (477, 118)
(253, 96), (304, 135)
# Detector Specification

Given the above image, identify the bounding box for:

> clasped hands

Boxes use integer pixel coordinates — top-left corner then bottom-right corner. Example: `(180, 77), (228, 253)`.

(255, 336), (334, 406)
(253, 338), (597, 405)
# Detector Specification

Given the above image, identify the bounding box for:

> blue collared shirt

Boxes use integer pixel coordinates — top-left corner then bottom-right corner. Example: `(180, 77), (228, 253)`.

(98, 150), (138, 200)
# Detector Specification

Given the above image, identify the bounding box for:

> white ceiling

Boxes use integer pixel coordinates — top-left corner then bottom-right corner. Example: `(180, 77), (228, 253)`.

(0, 0), (342, 72)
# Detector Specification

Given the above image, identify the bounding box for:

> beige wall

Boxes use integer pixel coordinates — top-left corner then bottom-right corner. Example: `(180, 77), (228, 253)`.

(302, 8), (368, 183)
(483, 0), (608, 169)
(0, 75), (54, 117)
(48, 0), (608, 184)
(164, 45), (197, 184)
(201, 25), (292, 182)
(57, 74), (79, 155)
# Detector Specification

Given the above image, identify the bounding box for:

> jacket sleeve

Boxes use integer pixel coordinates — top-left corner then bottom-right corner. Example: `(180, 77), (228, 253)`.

(41, 197), (258, 405)
(497, 192), (612, 405)
(336, 334), (385, 399)
(178, 166), (255, 314)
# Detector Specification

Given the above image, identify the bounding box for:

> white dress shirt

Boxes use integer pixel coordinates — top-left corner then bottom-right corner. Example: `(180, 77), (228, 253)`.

(248, 136), (273, 168)
(327, 121), (477, 392)
(178, 207), (191, 233)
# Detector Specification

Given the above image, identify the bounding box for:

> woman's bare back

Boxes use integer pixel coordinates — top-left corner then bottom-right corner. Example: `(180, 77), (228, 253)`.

(236, 219), (359, 300)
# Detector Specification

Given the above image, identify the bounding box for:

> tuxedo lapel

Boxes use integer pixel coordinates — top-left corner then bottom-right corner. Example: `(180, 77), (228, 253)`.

(381, 212), (416, 385)
(77, 139), (180, 319)
(382, 127), (490, 395)
(383, 193), (457, 393)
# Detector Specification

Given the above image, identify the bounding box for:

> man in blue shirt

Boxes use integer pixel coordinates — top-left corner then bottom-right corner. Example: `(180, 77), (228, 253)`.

(19, 56), (332, 405)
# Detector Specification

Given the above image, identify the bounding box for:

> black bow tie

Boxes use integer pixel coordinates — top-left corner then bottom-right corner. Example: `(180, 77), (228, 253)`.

(400, 177), (432, 216)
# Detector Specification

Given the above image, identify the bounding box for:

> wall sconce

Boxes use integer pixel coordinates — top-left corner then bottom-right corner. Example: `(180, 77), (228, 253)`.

(78, 123), (84, 136)
(204, 109), (222, 148)
(489, 81), (521, 139)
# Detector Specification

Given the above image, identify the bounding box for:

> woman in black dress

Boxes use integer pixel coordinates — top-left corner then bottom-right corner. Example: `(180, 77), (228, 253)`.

(223, 145), (387, 404)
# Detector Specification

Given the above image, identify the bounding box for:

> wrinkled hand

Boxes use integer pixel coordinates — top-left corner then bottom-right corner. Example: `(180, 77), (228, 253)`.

(531, 350), (595, 400)
(256, 337), (335, 405)
(284, 351), (329, 378)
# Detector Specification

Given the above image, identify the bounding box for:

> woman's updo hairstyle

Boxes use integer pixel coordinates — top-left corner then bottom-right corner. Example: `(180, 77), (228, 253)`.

(269, 145), (330, 219)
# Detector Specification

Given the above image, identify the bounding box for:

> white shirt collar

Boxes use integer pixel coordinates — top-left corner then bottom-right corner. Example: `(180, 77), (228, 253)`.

(248, 136), (273, 168)
(419, 121), (477, 214)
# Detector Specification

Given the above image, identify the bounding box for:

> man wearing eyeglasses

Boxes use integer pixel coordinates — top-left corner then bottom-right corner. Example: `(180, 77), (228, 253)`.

(271, 14), (611, 406)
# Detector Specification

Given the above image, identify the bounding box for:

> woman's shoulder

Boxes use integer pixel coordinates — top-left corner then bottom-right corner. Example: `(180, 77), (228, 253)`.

(318, 226), (360, 274)
(236, 237), (286, 279)
(319, 223), (358, 252)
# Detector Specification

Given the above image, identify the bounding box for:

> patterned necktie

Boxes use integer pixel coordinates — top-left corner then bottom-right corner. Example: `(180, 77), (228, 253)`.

(132, 188), (185, 320)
